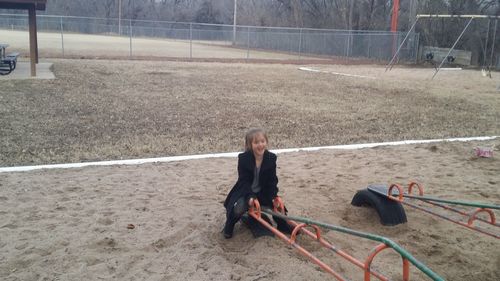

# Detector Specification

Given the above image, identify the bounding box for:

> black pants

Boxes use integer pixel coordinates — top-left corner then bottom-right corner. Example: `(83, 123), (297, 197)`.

(225, 195), (290, 233)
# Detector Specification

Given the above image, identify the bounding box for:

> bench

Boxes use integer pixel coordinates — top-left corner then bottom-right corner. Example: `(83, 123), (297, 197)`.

(0, 52), (19, 75)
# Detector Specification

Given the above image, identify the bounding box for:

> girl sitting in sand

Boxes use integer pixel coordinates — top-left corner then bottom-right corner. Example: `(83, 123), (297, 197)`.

(223, 128), (292, 238)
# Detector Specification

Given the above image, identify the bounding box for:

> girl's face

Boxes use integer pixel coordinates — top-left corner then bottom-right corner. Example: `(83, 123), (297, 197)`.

(251, 133), (267, 158)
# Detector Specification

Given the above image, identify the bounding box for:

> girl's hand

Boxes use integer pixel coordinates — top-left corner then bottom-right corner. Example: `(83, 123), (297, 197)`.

(273, 197), (286, 214)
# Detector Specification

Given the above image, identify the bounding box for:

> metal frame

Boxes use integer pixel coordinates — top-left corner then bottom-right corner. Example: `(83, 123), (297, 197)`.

(386, 14), (500, 79)
(247, 197), (444, 281)
(374, 182), (500, 239)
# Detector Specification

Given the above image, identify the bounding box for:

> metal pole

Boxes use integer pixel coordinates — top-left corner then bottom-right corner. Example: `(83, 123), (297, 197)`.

(414, 33), (420, 64)
(483, 19), (490, 67)
(418, 14), (500, 19)
(232, 0), (237, 45)
(28, 5), (36, 76)
(386, 17), (419, 71)
(189, 23), (192, 59)
(349, 33), (353, 58)
(60, 16), (64, 57)
(298, 28), (302, 60)
(344, 34), (349, 59)
(367, 34), (371, 58)
(488, 19), (497, 69)
(118, 0), (122, 35)
(262, 209), (445, 281)
(346, 32), (351, 58)
(246, 26), (250, 60)
(433, 17), (474, 79)
(129, 19), (132, 58)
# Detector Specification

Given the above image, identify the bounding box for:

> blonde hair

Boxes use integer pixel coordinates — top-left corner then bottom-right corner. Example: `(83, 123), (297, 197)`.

(245, 128), (268, 152)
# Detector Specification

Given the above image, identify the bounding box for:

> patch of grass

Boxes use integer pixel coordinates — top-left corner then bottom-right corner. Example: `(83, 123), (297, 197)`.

(1, 59), (499, 166)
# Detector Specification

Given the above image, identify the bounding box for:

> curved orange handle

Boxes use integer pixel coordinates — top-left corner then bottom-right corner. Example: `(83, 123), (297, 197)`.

(388, 184), (404, 202)
(248, 198), (261, 219)
(408, 182), (424, 196)
(273, 196), (286, 214)
(364, 243), (409, 281)
(289, 223), (321, 244)
(468, 208), (496, 226)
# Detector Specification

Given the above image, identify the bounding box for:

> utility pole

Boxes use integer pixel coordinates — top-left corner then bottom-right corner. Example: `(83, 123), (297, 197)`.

(233, 0), (238, 45)
(118, 0), (122, 35)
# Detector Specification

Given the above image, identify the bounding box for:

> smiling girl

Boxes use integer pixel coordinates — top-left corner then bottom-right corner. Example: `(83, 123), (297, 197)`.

(223, 128), (291, 238)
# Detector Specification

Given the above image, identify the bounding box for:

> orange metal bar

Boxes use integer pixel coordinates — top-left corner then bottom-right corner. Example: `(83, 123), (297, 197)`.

(271, 197), (390, 281)
(391, 0), (400, 56)
(385, 181), (499, 238)
(248, 198), (347, 281)
(424, 200), (499, 227)
(388, 184), (404, 202)
(393, 182), (498, 226)
(408, 182), (424, 196)
(364, 243), (409, 281)
(364, 244), (388, 281)
(468, 208), (496, 226)
(401, 200), (500, 239)
(403, 258), (410, 281)
(391, 0), (400, 32)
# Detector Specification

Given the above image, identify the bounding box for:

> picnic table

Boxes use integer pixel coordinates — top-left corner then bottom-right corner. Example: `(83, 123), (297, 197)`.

(0, 43), (20, 75)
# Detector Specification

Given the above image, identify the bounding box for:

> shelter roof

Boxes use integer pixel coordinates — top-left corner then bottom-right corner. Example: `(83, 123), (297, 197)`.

(0, 0), (47, 10)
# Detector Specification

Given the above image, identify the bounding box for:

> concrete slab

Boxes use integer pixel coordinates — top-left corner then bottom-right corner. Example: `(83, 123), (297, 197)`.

(0, 61), (55, 80)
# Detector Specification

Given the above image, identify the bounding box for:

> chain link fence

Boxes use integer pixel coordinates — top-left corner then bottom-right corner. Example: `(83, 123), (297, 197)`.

(0, 14), (419, 62)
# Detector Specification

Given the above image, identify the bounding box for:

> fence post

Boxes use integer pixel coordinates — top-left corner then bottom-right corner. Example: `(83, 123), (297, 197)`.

(346, 31), (351, 58)
(367, 34), (372, 58)
(323, 32), (326, 56)
(414, 33), (420, 64)
(298, 28), (303, 60)
(60, 16), (64, 57)
(488, 19), (497, 69)
(129, 19), (132, 58)
(190, 23), (193, 59)
(246, 26), (250, 60)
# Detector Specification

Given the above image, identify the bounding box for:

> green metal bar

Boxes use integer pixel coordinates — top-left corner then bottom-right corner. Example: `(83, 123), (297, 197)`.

(402, 194), (500, 210)
(261, 209), (445, 281)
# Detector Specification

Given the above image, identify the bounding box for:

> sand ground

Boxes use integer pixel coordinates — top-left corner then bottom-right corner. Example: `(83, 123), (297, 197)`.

(1, 139), (499, 281)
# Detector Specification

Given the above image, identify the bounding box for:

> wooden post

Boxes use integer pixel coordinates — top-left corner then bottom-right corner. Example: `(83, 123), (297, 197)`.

(28, 4), (36, 76)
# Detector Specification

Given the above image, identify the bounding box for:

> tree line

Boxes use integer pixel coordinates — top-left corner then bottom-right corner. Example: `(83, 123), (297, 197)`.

(2, 0), (499, 65)
(29, 0), (497, 30)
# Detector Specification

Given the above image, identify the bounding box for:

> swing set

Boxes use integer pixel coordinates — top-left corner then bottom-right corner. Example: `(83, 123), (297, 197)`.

(387, 14), (500, 79)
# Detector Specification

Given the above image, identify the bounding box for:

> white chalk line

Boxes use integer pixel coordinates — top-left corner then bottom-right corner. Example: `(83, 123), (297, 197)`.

(0, 136), (497, 173)
(299, 67), (376, 79)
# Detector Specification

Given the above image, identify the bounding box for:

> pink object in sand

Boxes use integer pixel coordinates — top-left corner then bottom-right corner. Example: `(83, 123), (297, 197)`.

(474, 147), (493, 158)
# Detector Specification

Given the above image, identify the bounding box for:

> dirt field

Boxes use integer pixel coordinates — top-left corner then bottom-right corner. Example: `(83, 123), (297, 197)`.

(0, 59), (499, 166)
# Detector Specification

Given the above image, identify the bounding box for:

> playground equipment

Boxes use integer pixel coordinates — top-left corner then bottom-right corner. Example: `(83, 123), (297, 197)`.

(387, 14), (500, 79)
(247, 197), (444, 281)
(352, 182), (500, 239)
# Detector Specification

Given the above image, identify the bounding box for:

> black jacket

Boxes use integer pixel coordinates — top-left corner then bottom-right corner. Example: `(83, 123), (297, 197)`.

(224, 150), (279, 211)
